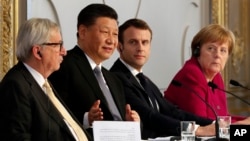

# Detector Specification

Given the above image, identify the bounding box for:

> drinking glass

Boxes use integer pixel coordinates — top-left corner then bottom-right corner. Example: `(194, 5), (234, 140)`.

(218, 116), (231, 140)
(180, 121), (195, 141)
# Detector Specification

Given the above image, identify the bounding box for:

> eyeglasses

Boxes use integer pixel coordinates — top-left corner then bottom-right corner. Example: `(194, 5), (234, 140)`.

(41, 42), (63, 51)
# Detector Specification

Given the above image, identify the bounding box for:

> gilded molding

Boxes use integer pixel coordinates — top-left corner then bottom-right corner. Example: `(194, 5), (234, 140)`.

(211, 0), (228, 87)
(227, 0), (249, 91)
(230, 1), (247, 76)
(211, 0), (228, 26)
(240, 0), (250, 83)
(0, 0), (18, 80)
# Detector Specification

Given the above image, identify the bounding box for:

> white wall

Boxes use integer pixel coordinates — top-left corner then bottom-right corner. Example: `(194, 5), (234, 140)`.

(27, 0), (209, 91)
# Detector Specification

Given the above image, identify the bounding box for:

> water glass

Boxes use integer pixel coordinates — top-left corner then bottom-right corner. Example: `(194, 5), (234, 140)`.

(181, 121), (195, 141)
(218, 116), (231, 140)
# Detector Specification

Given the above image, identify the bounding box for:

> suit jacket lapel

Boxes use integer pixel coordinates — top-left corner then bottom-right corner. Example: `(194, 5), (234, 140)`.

(49, 82), (91, 138)
(112, 59), (151, 100)
(111, 60), (136, 87)
(71, 46), (110, 108)
(17, 62), (75, 137)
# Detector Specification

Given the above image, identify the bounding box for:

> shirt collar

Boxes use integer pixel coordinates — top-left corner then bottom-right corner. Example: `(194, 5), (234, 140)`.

(85, 54), (102, 70)
(76, 45), (103, 70)
(23, 62), (46, 88)
(119, 58), (142, 77)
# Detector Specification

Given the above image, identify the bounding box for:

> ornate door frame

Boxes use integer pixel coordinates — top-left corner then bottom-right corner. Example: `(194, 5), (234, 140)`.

(0, 0), (19, 80)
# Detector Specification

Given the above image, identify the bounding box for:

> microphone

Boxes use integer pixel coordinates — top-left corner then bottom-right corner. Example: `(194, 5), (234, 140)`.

(171, 80), (220, 141)
(208, 81), (250, 106)
(230, 79), (250, 90)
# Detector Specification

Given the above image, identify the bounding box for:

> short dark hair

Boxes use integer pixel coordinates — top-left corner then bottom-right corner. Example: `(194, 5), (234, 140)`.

(77, 3), (118, 37)
(118, 18), (152, 44)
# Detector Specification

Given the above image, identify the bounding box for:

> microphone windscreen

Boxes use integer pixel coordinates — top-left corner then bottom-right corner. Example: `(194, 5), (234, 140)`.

(208, 82), (217, 89)
(229, 79), (241, 86)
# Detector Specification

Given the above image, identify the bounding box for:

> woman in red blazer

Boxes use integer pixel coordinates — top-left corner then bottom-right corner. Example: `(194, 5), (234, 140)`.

(164, 24), (250, 124)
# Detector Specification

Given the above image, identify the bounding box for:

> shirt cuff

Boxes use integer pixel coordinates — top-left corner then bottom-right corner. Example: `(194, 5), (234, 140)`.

(187, 123), (199, 133)
(194, 124), (200, 133)
(83, 112), (91, 129)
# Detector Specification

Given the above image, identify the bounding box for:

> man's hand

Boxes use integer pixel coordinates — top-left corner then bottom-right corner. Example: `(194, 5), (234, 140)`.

(88, 100), (103, 126)
(125, 104), (140, 122)
(196, 123), (215, 137)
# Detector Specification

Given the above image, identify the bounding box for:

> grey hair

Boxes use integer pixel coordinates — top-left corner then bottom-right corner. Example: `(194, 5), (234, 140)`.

(16, 18), (61, 61)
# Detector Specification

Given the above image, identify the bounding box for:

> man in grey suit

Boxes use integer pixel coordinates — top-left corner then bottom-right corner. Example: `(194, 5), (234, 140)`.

(110, 18), (216, 140)
(49, 4), (140, 137)
(0, 18), (92, 141)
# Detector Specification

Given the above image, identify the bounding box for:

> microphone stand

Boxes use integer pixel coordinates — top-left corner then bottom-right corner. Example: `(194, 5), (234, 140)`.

(208, 82), (250, 106)
(171, 80), (220, 141)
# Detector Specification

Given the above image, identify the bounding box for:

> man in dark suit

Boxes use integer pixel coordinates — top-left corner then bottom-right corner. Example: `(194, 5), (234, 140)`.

(110, 18), (216, 139)
(0, 18), (92, 141)
(49, 3), (140, 136)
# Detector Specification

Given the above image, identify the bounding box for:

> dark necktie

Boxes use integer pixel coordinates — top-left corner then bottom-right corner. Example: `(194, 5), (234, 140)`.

(94, 66), (122, 120)
(136, 73), (158, 110)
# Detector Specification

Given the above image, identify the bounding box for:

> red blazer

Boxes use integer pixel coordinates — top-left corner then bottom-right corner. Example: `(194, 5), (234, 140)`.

(164, 57), (245, 123)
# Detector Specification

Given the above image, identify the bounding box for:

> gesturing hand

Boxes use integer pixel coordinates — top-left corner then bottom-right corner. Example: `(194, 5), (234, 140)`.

(88, 100), (103, 126)
(125, 104), (140, 122)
